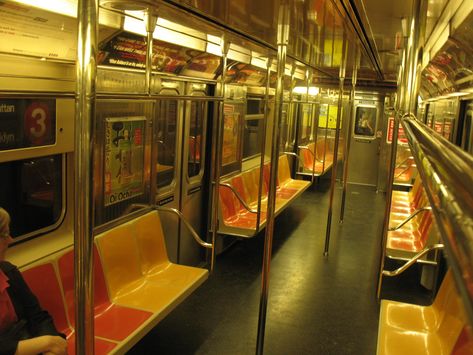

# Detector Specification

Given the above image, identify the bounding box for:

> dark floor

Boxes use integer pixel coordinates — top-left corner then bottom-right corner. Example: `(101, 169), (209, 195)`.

(128, 181), (431, 355)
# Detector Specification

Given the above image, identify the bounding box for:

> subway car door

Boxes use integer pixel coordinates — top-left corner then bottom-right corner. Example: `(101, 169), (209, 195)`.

(347, 97), (384, 187)
(178, 83), (210, 265)
(154, 81), (184, 263)
(458, 100), (473, 154)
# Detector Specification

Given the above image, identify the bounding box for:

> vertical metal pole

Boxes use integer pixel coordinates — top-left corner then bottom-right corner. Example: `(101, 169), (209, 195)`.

(339, 46), (360, 222)
(323, 35), (348, 256)
(407, 0), (427, 115)
(256, 3), (289, 354)
(256, 59), (273, 230)
(376, 0), (427, 298)
(144, 11), (157, 95)
(75, 0), (97, 354)
(209, 38), (228, 273)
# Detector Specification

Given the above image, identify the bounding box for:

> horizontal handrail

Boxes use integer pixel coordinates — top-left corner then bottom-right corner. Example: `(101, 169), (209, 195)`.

(388, 207), (431, 231)
(219, 182), (259, 214)
(383, 244), (444, 277)
(402, 116), (473, 326)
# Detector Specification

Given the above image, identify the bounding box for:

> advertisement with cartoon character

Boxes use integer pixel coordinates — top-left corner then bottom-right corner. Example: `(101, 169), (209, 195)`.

(104, 116), (145, 206)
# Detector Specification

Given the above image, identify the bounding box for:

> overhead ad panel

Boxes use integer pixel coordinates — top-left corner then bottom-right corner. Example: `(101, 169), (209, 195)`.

(0, 1), (77, 60)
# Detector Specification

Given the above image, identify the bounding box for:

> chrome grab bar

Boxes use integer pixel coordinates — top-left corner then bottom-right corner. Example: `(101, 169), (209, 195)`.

(121, 203), (212, 249)
(402, 115), (473, 325)
(298, 145), (324, 163)
(383, 244), (444, 277)
(394, 165), (412, 179)
(388, 206), (431, 231)
(283, 151), (309, 166)
(156, 207), (212, 249)
(219, 182), (259, 214)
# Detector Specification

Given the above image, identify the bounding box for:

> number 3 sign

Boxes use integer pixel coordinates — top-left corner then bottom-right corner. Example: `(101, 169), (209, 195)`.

(24, 102), (53, 146)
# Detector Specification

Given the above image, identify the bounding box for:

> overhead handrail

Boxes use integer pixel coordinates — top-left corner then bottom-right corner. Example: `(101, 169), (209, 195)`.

(383, 244), (444, 277)
(401, 115), (473, 327)
(219, 182), (259, 214)
(388, 206), (431, 231)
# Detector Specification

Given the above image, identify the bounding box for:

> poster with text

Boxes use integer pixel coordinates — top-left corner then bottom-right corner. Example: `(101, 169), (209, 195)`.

(104, 116), (145, 206)
(222, 104), (240, 165)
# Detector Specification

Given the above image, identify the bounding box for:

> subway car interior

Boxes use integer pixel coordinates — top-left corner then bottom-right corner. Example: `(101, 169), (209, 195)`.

(1, 0), (473, 354)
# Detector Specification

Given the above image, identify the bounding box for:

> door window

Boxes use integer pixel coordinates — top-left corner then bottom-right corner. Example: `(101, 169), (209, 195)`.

(156, 100), (178, 189)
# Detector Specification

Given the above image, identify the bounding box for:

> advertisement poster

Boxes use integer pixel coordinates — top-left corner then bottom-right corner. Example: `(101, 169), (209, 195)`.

(386, 117), (408, 144)
(222, 104), (240, 165)
(354, 106), (377, 139)
(443, 119), (452, 140)
(318, 104), (328, 127)
(0, 99), (56, 150)
(104, 117), (145, 206)
(327, 105), (342, 129)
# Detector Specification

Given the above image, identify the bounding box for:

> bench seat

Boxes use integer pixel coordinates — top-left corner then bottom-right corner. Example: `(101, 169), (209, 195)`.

(218, 154), (310, 237)
(22, 262), (118, 355)
(377, 271), (465, 355)
(21, 210), (208, 354)
(299, 139), (336, 176)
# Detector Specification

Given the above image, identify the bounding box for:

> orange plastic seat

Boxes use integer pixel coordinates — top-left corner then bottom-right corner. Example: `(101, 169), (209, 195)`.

(219, 184), (265, 229)
(301, 142), (324, 174)
(377, 271), (465, 355)
(278, 154), (310, 193)
(57, 247), (153, 342)
(22, 263), (72, 336)
(22, 263), (117, 355)
(452, 326), (473, 354)
(387, 211), (433, 252)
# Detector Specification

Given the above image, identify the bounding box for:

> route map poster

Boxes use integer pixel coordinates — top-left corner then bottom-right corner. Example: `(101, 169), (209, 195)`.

(104, 116), (145, 206)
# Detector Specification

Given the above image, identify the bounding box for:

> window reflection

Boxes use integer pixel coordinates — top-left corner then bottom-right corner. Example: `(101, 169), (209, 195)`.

(188, 101), (205, 178)
(156, 100), (178, 189)
(0, 155), (63, 240)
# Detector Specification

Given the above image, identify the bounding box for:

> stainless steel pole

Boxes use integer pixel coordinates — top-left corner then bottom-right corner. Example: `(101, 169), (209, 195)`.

(144, 11), (157, 95)
(256, 59), (273, 230)
(339, 46), (360, 222)
(75, 0), (97, 353)
(323, 35), (348, 256)
(256, 3), (289, 354)
(209, 38), (228, 273)
(376, 0), (427, 298)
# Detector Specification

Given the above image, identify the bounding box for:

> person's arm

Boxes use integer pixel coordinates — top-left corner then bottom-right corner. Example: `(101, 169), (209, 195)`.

(15, 335), (67, 355)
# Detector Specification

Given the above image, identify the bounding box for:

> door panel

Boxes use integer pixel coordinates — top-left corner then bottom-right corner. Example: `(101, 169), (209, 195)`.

(347, 99), (384, 186)
(155, 90), (183, 264)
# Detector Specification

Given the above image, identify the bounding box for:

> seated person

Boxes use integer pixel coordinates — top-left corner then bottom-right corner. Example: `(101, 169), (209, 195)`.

(0, 208), (67, 355)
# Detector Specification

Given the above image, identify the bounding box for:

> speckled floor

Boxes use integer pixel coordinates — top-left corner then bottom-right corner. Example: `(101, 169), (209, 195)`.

(127, 180), (431, 354)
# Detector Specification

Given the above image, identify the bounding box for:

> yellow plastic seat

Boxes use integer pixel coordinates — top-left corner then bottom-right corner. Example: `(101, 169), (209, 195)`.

(133, 211), (208, 288)
(96, 213), (208, 315)
(381, 272), (454, 332)
(278, 154), (311, 192)
(377, 271), (466, 355)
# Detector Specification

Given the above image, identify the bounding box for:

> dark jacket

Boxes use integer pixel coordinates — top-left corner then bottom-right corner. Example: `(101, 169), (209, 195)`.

(0, 261), (63, 355)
